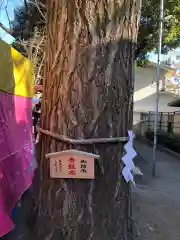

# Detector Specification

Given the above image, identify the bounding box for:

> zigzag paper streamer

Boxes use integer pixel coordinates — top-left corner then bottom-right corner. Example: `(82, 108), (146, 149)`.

(122, 166), (135, 186)
(122, 131), (137, 185)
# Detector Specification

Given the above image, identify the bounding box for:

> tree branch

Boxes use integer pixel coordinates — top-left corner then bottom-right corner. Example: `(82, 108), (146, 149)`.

(0, 22), (21, 38)
(0, 22), (13, 35)
(5, 6), (12, 29)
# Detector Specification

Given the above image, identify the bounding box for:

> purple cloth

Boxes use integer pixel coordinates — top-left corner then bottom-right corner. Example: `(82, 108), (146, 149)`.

(0, 91), (34, 237)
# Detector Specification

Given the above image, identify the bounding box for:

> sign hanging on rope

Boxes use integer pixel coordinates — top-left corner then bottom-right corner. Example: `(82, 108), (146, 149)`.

(46, 150), (100, 179)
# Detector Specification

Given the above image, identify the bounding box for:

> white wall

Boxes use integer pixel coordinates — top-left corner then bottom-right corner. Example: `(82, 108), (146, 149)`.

(134, 66), (165, 92)
(163, 51), (180, 65)
(133, 112), (141, 125)
(161, 51), (180, 64)
(133, 66), (180, 127)
(133, 66), (179, 112)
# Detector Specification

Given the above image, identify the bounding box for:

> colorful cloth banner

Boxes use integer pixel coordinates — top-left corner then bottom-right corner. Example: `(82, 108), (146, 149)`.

(0, 40), (35, 237)
(0, 91), (34, 237)
(0, 39), (34, 98)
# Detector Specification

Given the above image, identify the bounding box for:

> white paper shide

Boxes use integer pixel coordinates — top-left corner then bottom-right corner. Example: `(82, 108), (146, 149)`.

(122, 131), (139, 185)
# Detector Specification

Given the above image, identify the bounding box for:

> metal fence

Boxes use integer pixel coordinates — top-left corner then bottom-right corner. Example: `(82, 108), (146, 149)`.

(141, 111), (180, 134)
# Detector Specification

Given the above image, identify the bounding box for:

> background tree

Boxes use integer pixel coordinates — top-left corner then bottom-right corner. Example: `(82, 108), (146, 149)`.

(11, 0), (45, 40)
(7, 0), (180, 67)
(34, 0), (141, 239)
(136, 0), (180, 60)
(10, 0), (46, 83)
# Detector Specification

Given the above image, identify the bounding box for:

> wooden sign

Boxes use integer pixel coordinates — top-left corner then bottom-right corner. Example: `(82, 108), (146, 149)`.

(46, 150), (100, 179)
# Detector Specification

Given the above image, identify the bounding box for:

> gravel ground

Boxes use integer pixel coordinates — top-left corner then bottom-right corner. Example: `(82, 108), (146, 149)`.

(132, 141), (180, 240)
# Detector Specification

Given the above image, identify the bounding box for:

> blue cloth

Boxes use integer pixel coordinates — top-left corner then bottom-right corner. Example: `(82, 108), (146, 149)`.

(32, 97), (40, 104)
(11, 207), (17, 218)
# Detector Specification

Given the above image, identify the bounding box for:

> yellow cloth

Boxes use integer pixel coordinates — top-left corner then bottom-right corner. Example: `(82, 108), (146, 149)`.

(0, 39), (34, 98)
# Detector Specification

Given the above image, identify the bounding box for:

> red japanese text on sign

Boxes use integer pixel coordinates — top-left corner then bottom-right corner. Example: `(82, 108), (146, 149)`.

(68, 157), (76, 175)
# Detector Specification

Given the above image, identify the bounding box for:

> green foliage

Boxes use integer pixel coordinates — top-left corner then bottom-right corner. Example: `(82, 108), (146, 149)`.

(11, 0), (45, 41)
(147, 131), (180, 154)
(136, 0), (180, 59)
(136, 53), (149, 67)
(12, 0), (180, 61)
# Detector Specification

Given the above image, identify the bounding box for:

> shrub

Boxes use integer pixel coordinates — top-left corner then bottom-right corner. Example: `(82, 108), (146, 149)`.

(146, 131), (180, 154)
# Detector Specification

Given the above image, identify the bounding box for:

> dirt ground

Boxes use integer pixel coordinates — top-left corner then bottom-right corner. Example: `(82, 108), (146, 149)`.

(132, 141), (180, 240)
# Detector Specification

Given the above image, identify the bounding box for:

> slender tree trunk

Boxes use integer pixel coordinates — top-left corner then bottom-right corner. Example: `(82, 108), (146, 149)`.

(35, 0), (141, 239)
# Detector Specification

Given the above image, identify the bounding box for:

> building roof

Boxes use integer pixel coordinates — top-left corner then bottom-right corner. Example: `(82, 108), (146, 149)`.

(168, 98), (180, 107)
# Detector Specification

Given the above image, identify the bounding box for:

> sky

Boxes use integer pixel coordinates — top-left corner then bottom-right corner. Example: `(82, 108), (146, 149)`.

(0, 0), (179, 62)
(149, 52), (158, 63)
(0, 0), (22, 43)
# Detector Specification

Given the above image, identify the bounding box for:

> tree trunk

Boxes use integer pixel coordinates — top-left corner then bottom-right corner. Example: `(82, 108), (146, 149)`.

(35, 0), (141, 239)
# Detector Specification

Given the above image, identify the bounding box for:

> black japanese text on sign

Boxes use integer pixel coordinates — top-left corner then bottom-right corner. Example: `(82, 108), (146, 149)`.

(54, 159), (62, 173)
(80, 160), (87, 173)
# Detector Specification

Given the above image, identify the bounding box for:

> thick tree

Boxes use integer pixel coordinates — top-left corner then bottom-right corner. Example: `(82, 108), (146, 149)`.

(34, 0), (141, 239)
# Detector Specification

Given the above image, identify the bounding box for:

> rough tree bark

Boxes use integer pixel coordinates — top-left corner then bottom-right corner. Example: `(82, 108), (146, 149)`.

(35, 0), (141, 239)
